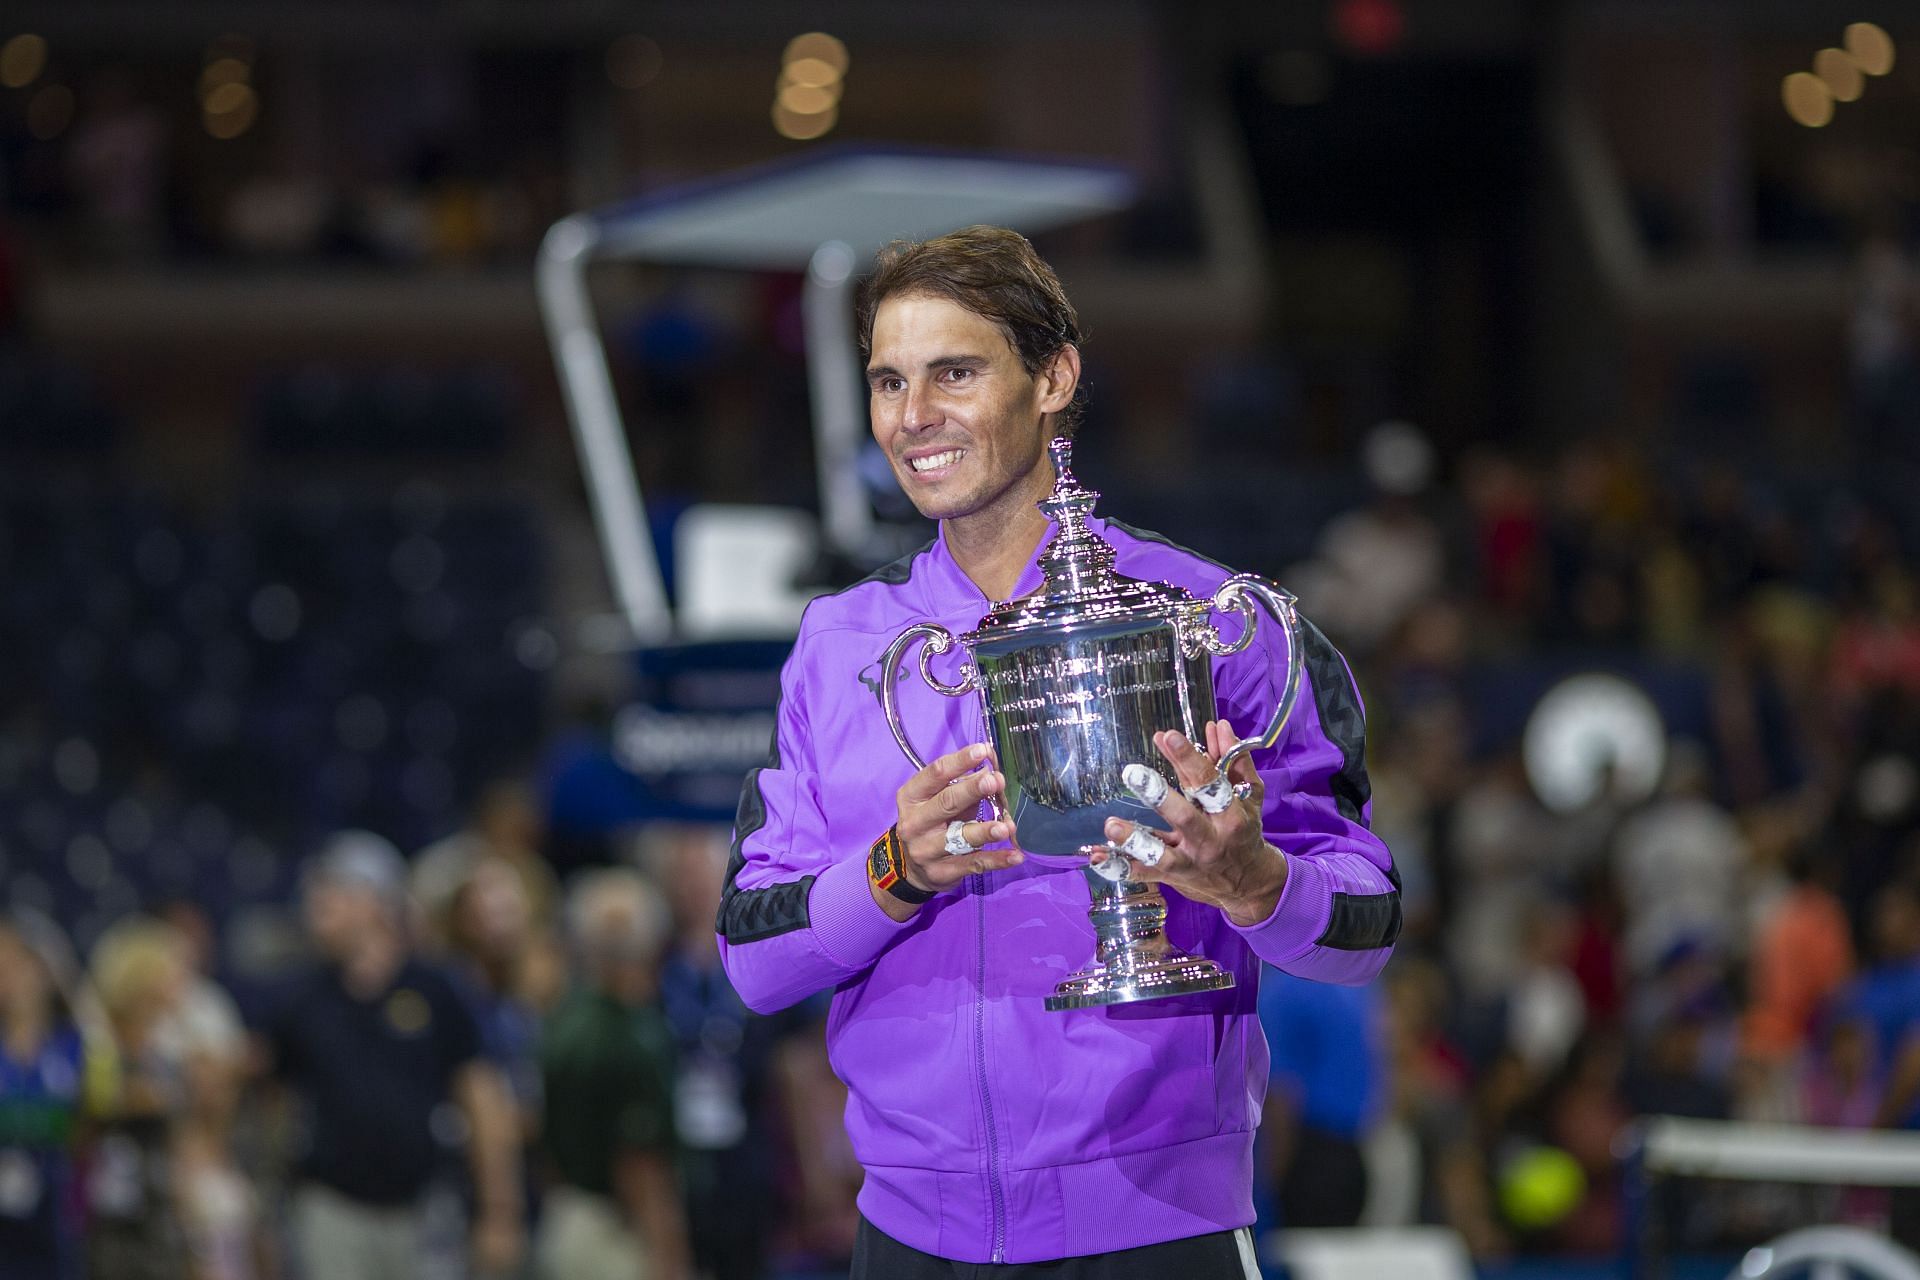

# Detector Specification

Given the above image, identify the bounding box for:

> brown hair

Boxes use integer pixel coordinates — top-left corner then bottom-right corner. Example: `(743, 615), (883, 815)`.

(857, 225), (1085, 435)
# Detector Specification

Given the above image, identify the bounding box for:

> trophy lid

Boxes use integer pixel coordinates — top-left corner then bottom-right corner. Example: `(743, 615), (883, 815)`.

(967, 437), (1204, 642)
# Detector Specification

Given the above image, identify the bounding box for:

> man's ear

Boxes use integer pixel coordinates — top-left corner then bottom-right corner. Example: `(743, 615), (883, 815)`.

(1036, 344), (1082, 417)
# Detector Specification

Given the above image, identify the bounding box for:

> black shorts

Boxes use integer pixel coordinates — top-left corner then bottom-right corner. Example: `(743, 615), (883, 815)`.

(851, 1217), (1261, 1280)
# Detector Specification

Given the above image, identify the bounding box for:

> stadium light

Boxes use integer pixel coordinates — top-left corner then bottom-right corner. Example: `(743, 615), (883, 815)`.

(1781, 71), (1834, 128)
(773, 32), (846, 142)
(1813, 47), (1864, 102)
(1845, 21), (1896, 76)
(0, 33), (47, 89)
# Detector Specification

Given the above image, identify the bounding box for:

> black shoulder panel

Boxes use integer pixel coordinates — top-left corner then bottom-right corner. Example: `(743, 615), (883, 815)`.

(1295, 618), (1400, 950)
(1297, 617), (1371, 830)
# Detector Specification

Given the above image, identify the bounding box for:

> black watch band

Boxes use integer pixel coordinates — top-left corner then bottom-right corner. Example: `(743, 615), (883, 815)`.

(868, 826), (936, 905)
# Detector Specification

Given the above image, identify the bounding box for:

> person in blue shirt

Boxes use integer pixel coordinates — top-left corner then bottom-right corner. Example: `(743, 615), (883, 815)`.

(1846, 876), (1920, 1249)
(0, 912), (107, 1280)
(1258, 966), (1388, 1228)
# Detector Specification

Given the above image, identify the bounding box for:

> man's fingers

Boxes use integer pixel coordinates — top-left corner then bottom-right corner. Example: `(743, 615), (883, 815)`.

(900, 742), (993, 803)
(930, 768), (1002, 817)
(920, 839), (1024, 887)
(1154, 729), (1219, 791)
(943, 818), (1012, 851)
(1120, 761), (1210, 843)
(1091, 820), (1192, 884)
(1208, 719), (1265, 801)
(900, 816), (1020, 894)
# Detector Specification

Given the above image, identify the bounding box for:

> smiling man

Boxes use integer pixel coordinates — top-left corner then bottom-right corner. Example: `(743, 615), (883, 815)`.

(716, 226), (1398, 1278)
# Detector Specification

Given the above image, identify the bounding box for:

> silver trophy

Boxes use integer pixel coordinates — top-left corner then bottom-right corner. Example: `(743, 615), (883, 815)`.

(879, 437), (1304, 1010)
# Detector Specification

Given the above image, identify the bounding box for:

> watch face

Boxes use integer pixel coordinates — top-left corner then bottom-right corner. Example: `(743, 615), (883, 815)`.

(869, 831), (898, 888)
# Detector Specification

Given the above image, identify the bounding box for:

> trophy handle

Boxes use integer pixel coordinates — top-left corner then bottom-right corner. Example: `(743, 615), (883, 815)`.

(1197, 575), (1304, 778)
(878, 623), (979, 773)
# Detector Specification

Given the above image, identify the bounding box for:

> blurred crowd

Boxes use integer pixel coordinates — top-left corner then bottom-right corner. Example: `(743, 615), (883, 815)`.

(1265, 411), (1920, 1257)
(3, 63), (565, 270)
(0, 801), (860, 1280)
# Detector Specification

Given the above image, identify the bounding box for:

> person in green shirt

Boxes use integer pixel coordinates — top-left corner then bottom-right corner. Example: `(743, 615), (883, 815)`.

(538, 868), (689, 1280)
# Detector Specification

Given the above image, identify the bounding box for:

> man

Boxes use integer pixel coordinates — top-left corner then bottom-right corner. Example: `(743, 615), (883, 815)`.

(717, 226), (1399, 1276)
(537, 868), (689, 1280)
(263, 830), (523, 1280)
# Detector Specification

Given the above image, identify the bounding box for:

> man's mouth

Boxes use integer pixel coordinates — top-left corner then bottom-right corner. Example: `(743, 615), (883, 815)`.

(907, 448), (965, 474)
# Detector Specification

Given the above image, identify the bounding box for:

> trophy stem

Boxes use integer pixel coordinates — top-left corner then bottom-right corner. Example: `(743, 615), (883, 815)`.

(1044, 856), (1236, 1011)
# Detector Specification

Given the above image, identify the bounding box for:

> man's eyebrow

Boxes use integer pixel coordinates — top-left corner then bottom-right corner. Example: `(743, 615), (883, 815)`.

(864, 355), (991, 380)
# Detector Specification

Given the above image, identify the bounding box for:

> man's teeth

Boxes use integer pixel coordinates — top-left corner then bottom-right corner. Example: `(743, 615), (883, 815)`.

(910, 450), (963, 473)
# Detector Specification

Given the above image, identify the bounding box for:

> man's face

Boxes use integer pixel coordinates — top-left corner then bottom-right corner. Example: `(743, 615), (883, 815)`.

(866, 292), (1061, 524)
(303, 879), (382, 958)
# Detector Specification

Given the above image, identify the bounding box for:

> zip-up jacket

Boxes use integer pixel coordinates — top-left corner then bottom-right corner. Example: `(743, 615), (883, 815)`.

(717, 517), (1398, 1263)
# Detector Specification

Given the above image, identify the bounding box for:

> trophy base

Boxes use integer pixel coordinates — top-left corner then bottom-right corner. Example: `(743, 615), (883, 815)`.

(1044, 954), (1235, 1010)
(1044, 857), (1236, 1011)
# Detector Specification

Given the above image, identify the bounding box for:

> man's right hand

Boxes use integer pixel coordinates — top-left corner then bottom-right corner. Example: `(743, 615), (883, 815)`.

(875, 743), (1023, 921)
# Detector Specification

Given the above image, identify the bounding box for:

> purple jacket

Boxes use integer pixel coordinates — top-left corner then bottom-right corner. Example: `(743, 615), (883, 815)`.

(717, 518), (1397, 1263)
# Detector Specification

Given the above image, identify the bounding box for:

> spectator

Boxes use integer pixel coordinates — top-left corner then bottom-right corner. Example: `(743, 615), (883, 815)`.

(1258, 967), (1387, 1228)
(414, 781), (565, 1012)
(1841, 877), (1920, 1073)
(1611, 743), (1749, 979)
(86, 917), (194, 1280)
(537, 869), (687, 1280)
(650, 825), (798, 1280)
(261, 831), (523, 1280)
(1290, 421), (1445, 655)
(1743, 845), (1855, 1065)
(434, 849), (546, 1254)
(0, 912), (107, 1280)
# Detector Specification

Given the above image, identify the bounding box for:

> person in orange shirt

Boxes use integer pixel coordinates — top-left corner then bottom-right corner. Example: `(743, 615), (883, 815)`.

(1744, 847), (1855, 1063)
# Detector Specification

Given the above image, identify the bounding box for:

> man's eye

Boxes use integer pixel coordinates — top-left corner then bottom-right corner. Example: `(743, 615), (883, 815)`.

(877, 378), (904, 394)
(943, 368), (971, 383)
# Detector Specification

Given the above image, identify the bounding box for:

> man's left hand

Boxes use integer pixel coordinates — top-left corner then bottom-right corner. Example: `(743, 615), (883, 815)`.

(1097, 721), (1287, 927)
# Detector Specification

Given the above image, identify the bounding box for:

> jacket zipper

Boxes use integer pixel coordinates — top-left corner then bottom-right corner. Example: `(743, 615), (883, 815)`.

(966, 583), (1008, 1264)
(974, 868), (1006, 1262)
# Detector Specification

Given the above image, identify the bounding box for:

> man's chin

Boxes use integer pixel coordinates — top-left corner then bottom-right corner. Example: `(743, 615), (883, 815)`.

(900, 484), (975, 523)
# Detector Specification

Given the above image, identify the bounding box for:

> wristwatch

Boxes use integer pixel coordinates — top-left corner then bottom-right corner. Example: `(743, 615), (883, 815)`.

(868, 825), (936, 905)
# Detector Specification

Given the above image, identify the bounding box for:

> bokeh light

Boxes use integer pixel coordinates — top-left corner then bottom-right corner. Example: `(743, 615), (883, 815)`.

(0, 33), (47, 89)
(783, 32), (849, 76)
(1812, 47), (1863, 102)
(200, 56), (251, 97)
(203, 80), (253, 117)
(783, 56), (841, 89)
(777, 81), (838, 116)
(773, 31), (845, 141)
(772, 100), (837, 140)
(204, 81), (258, 138)
(1844, 21), (1896, 76)
(1781, 70), (1834, 127)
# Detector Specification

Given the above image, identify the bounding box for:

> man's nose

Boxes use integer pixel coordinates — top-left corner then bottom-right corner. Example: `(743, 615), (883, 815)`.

(902, 380), (943, 431)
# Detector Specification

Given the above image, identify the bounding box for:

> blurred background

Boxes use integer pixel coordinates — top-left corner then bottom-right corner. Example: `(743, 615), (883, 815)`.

(0, 1), (1917, 1278)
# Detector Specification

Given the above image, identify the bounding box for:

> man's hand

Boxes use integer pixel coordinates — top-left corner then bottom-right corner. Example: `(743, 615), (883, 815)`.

(1095, 721), (1287, 927)
(874, 743), (1023, 921)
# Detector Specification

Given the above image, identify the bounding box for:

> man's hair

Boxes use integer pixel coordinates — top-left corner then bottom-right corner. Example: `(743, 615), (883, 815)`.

(565, 867), (669, 968)
(856, 225), (1085, 435)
